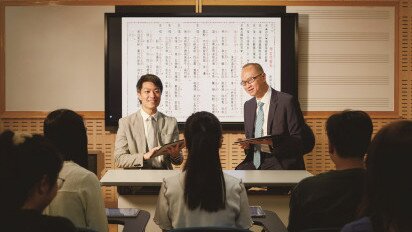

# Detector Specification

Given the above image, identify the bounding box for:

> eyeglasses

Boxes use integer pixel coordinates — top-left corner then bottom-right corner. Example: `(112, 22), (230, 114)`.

(57, 177), (65, 190)
(240, 73), (263, 86)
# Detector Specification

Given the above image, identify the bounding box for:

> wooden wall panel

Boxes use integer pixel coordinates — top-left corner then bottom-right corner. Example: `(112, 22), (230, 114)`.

(1, 0), (411, 219)
(400, 0), (412, 120)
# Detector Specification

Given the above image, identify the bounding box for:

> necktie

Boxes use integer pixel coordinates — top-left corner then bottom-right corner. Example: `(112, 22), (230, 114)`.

(147, 116), (158, 150)
(254, 101), (264, 169)
(147, 116), (162, 167)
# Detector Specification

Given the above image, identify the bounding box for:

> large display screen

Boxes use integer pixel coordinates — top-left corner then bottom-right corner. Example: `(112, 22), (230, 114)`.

(105, 13), (298, 128)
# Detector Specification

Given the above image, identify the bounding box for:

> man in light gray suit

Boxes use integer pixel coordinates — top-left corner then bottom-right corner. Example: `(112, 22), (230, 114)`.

(114, 74), (183, 169)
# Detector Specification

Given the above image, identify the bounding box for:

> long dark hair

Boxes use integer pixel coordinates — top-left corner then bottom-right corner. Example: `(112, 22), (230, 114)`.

(44, 109), (88, 169)
(183, 111), (226, 212)
(0, 130), (62, 211)
(358, 120), (412, 232)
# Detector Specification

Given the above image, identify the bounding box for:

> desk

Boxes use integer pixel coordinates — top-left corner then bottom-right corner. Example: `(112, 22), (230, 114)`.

(101, 170), (312, 232)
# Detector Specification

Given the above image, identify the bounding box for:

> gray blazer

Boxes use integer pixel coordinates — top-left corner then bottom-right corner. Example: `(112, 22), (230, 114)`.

(114, 111), (183, 169)
(237, 88), (307, 170)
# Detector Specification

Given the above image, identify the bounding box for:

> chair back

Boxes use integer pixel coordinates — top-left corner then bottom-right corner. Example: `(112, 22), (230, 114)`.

(107, 209), (150, 232)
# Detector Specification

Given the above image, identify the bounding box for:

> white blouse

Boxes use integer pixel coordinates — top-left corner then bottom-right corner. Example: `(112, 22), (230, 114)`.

(44, 161), (108, 232)
(154, 172), (253, 230)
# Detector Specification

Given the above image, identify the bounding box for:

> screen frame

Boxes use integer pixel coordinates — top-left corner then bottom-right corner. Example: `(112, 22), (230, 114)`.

(105, 12), (298, 130)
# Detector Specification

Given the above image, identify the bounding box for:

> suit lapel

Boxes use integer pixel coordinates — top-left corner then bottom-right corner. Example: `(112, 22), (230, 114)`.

(267, 88), (278, 134)
(132, 112), (147, 152)
(247, 99), (257, 138)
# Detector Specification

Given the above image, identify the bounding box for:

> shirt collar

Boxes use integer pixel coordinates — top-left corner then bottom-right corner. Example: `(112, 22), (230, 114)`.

(140, 109), (158, 121)
(256, 87), (271, 105)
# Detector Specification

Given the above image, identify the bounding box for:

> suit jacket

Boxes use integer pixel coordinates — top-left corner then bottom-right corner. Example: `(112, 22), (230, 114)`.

(114, 111), (183, 169)
(238, 88), (307, 170)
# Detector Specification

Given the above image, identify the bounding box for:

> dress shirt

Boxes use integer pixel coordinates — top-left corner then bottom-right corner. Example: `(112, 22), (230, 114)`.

(140, 109), (159, 142)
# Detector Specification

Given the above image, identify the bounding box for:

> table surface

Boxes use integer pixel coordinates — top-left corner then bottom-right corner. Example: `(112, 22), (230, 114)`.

(101, 169), (312, 187)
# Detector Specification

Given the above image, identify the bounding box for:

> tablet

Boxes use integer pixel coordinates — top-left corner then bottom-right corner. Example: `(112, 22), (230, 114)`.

(234, 135), (274, 144)
(106, 208), (140, 217)
(250, 206), (266, 218)
(152, 139), (185, 157)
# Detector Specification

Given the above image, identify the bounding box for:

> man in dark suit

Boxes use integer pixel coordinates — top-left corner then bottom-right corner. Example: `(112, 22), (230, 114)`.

(236, 63), (312, 170)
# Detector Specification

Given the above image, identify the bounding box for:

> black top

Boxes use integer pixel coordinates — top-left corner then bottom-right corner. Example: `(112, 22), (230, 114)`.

(288, 168), (365, 232)
(2, 209), (76, 232)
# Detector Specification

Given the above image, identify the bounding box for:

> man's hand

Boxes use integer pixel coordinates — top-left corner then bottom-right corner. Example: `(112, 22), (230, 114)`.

(143, 146), (160, 160)
(237, 138), (250, 150)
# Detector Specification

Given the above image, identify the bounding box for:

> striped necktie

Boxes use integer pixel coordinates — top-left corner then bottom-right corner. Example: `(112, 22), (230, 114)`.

(253, 101), (264, 169)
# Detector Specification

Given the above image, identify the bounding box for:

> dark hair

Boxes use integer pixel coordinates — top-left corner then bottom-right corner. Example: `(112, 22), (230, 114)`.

(358, 120), (412, 232)
(0, 130), (63, 211)
(136, 74), (163, 93)
(44, 109), (88, 169)
(326, 110), (373, 159)
(242, 63), (264, 74)
(183, 111), (226, 212)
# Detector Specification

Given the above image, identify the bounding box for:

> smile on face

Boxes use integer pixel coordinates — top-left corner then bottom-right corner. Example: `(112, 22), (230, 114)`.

(138, 81), (162, 115)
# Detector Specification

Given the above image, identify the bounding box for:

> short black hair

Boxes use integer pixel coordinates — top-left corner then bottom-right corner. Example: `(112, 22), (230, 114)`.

(0, 130), (62, 211)
(326, 110), (373, 158)
(136, 74), (163, 93)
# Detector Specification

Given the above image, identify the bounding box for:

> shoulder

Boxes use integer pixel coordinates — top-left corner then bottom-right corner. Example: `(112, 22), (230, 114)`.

(61, 162), (99, 186)
(341, 217), (373, 232)
(17, 212), (76, 232)
(223, 173), (244, 192)
(159, 112), (177, 122)
(293, 171), (334, 192)
(158, 112), (178, 128)
(273, 89), (295, 103)
(244, 97), (255, 107)
(119, 112), (139, 125)
(163, 173), (182, 191)
(45, 215), (77, 231)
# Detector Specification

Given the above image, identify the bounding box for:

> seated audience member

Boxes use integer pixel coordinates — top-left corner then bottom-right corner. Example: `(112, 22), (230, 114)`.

(0, 130), (76, 232)
(288, 110), (373, 232)
(43, 109), (108, 232)
(342, 120), (412, 232)
(154, 111), (253, 230)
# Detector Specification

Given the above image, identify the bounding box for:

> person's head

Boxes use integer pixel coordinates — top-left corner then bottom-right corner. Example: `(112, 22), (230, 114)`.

(136, 74), (163, 114)
(326, 110), (373, 160)
(44, 109), (88, 169)
(359, 120), (412, 232)
(0, 130), (63, 212)
(241, 63), (269, 99)
(183, 111), (225, 212)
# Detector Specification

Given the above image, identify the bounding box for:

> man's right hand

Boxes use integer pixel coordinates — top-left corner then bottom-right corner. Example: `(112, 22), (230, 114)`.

(143, 146), (160, 160)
